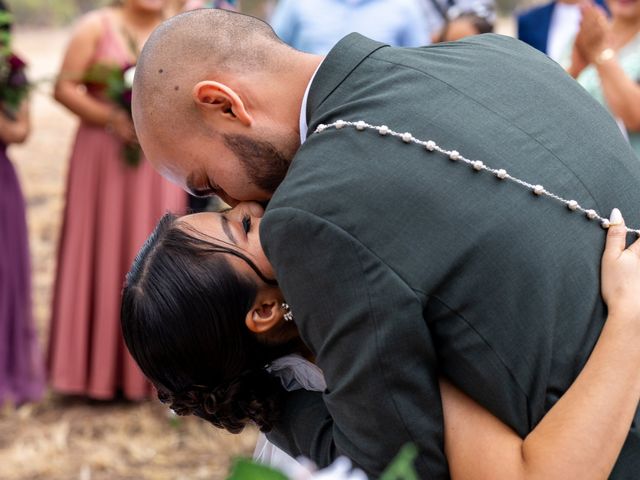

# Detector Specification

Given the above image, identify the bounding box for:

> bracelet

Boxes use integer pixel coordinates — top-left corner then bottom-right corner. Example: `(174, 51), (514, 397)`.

(595, 47), (615, 65)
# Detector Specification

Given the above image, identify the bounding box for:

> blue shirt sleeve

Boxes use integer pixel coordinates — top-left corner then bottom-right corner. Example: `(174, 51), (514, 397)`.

(270, 0), (300, 48)
(398, 0), (432, 47)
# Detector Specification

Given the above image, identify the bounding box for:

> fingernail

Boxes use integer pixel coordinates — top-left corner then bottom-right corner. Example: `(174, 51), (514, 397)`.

(609, 208), (623, 225)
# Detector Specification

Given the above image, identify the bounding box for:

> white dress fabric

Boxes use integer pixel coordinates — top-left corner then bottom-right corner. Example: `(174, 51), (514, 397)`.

(253, 354), (327, 474)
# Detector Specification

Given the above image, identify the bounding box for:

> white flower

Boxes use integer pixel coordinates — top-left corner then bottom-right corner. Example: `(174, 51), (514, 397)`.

(282, 457), (368, 480)
(311, 457), (368, 480)
(123, 66), (136, 89)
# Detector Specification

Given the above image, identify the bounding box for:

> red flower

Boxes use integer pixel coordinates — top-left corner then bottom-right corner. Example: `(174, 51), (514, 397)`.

(121, 89), (133, 110)
(8, 53), (26, 70)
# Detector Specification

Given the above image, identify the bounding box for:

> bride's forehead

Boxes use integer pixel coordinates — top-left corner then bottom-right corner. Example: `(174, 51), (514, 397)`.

(179, 212), (222, 233)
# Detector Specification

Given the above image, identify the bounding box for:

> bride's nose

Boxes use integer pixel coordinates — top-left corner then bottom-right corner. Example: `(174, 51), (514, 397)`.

(230, 201), (265, 219)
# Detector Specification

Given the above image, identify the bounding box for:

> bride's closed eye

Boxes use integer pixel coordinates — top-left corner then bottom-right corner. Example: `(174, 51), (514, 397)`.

(242, 214), (252, 234)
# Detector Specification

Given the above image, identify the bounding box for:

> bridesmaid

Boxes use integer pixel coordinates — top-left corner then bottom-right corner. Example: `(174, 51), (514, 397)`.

(566, 0), (640, 155)
(0, 0), (45, 406)
(48, 0), (186, 400)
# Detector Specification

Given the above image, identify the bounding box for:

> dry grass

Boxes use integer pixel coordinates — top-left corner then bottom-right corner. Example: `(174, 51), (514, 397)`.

(2, 28), (257, 480)
(0, 398), (257, 480)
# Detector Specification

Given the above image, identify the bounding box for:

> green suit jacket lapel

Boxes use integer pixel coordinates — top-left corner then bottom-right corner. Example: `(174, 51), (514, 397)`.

(305, 33), (387, 131)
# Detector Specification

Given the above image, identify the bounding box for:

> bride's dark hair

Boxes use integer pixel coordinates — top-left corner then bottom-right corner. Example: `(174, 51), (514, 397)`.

(121, 213), (292, 433)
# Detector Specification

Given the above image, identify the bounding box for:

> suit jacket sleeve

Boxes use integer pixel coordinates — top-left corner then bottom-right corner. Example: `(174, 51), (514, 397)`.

(261, 206), (449, 479)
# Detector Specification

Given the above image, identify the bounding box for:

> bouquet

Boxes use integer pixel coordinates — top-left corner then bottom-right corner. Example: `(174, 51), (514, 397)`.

(84, 62), (140, 167)
(0, 10), (29, 119)
(227, 444), (419, 480)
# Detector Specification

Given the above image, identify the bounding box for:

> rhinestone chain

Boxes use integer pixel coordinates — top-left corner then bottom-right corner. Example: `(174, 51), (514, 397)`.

(314, 120), (640, 236)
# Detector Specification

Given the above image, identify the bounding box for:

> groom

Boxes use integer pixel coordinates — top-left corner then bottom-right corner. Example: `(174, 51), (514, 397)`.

(131, 9), (640, 478)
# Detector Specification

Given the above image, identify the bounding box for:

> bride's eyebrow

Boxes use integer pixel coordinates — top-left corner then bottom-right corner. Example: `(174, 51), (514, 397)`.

(220, 214), (237, 245)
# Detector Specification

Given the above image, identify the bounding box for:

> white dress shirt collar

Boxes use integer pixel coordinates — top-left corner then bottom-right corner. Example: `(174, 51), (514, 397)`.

(299, 63), (322, 144)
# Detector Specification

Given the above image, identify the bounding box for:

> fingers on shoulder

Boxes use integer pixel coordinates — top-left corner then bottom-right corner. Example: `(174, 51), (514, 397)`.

(605, 223), (628, 257)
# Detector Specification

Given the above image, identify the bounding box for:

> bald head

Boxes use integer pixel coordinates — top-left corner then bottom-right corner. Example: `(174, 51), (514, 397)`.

(132, 9), (320, 204)
(133, 9), (286, 135)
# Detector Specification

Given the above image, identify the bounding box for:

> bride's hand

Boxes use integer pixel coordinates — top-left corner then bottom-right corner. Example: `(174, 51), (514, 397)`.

(601, 208), (640, 326)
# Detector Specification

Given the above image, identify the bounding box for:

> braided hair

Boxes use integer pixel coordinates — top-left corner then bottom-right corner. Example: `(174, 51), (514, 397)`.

(121, 213), (295, 433)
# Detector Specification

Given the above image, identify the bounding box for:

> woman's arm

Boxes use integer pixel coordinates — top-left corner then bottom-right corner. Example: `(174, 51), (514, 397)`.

(53, 10), (135, 142)
(443, 210), (640, 480)
(0, 101), (30, 144)
(593, 58), (640, 131)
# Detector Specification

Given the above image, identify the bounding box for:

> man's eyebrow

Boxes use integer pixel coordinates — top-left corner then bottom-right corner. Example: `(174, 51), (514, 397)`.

(220, 214), (237, 245)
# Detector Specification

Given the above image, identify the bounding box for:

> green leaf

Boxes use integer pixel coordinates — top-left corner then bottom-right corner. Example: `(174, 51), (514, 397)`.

(227, 458), (289, 480)
(0, 11), (13, 28)
(123, 143), (142, 168)
(379, 444), (419, 480)
(167, 414), (182, 429)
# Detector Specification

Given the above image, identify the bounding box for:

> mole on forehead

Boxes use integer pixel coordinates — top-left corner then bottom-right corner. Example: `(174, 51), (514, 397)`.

(158, 68), (164, 73)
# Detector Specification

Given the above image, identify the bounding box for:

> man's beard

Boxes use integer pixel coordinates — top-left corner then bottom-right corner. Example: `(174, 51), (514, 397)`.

(223, 133), (296, 194)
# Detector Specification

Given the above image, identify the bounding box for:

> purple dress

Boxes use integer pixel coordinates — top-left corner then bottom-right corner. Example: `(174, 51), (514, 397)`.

(0, 142), (44, 404)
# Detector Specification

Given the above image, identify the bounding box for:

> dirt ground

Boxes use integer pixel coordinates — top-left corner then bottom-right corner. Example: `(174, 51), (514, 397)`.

(2, 28), (258, 480)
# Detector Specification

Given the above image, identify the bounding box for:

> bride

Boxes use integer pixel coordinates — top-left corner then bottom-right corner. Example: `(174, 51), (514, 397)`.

(121, 201), (640, 479)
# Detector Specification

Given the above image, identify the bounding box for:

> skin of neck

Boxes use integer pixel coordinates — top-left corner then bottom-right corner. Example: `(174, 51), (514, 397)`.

(219, 50), (323, 140)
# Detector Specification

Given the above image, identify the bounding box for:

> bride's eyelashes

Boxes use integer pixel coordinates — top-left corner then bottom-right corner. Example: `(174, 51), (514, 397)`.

(242, 214), (252, 234)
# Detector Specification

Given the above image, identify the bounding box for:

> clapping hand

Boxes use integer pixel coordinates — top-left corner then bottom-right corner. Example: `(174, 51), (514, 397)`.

(575, 1), (611, 64)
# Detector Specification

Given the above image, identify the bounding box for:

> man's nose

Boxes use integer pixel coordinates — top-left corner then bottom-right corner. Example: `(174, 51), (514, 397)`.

(216, 191), (238, 208)
(228, 201), (265, 219)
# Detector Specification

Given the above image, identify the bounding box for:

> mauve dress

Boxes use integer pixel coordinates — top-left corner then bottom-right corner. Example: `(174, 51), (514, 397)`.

(47, 12), (186, 400)
(0, 141), (45, 405)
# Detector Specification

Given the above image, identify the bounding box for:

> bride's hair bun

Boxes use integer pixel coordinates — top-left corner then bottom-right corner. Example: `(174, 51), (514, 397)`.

(159, 368), (285, 433)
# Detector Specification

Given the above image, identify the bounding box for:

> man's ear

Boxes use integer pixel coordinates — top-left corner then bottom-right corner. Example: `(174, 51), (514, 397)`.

(192, 80), (252, 126)
(245, 297), (284, 334)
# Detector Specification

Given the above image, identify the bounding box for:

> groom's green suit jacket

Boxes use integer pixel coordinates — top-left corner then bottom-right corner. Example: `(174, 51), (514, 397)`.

(260, 33), (640, 479)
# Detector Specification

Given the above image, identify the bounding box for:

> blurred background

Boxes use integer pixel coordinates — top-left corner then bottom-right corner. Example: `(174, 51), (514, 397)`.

(0, 0), (612, 478)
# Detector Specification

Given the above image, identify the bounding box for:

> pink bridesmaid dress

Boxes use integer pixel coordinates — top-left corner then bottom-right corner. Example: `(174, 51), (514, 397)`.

(47, 11), (186, 400)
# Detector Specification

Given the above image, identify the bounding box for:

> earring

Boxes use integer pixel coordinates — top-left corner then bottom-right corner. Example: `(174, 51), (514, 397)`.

(281, 302), (294, 322)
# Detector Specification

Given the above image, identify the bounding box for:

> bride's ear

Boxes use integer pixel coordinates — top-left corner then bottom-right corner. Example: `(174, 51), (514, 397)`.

(245, 297), (285, 334)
